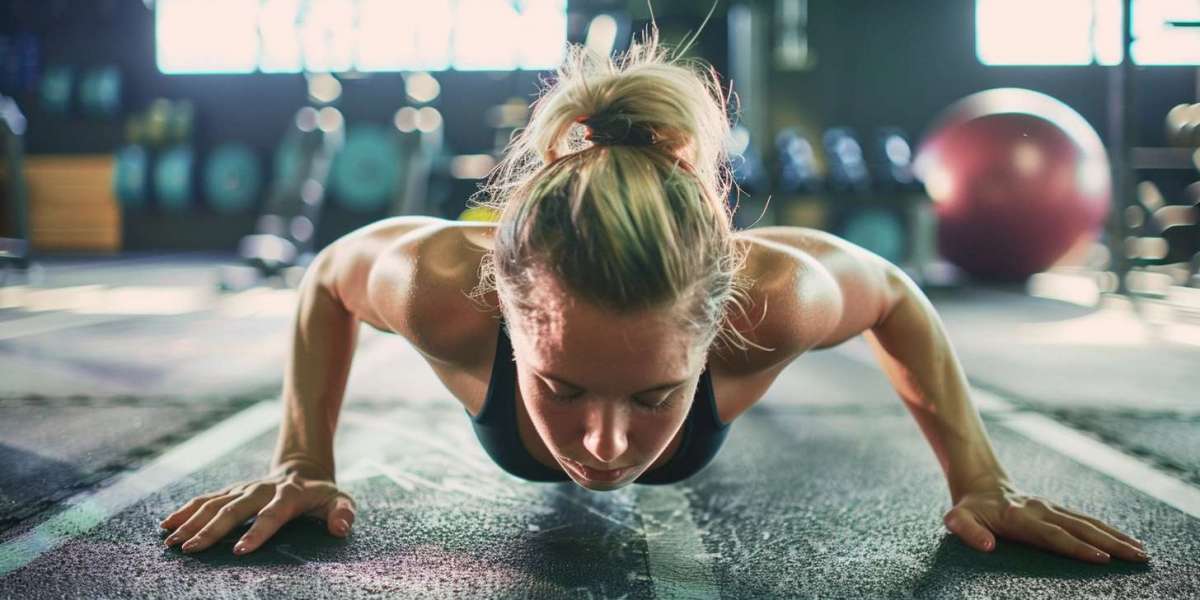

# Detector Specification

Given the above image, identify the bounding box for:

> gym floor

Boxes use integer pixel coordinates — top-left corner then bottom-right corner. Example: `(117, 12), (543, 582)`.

(1, 255), (1199, 599)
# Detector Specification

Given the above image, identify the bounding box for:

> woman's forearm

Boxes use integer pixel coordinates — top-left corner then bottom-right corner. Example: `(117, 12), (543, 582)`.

(865, 273), (1010, 502)
(271, 250), (361, 482)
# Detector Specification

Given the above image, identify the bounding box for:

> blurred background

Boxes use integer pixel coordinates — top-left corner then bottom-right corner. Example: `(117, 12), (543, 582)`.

(0, 0), (1196, 299)
(2, 3), (1200, 594)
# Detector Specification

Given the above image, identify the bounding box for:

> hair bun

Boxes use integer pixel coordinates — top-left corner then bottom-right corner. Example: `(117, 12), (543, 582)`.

(577, 113), (657, 147)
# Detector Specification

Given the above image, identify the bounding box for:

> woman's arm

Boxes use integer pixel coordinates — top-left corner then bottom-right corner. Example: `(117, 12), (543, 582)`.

(271, 216), (445, 480)
(159, 216), (446, 555)
(269, 251), (359, 481)
(865, 272), (1008, 502)
(867, 271), (1147, 563)
(748, 226), (1147, 564)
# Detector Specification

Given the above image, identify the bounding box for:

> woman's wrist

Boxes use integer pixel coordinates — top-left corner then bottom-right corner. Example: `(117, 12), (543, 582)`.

(270, 455), (335, 482)
(949, 469), (1015, 503)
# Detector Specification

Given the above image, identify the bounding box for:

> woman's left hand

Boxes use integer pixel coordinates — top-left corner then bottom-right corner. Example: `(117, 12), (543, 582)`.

(942, 482), (1148, 564)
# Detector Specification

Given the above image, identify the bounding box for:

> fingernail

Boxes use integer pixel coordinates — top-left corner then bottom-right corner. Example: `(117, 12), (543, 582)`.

(1095, 551), (1110, 562)
(233, 543), (247, 555)
(181, 540), (198, 552)
(1135, 550), (1148, 561)
(336, 519), (348, 535)
(165, 536), (178, 546)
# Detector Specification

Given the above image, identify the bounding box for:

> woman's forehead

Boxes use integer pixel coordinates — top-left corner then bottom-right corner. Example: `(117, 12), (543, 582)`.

(509, 309), (703, 377)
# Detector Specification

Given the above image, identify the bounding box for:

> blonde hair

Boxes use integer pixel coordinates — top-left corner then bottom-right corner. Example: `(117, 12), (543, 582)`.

(468, 24), (763, 354)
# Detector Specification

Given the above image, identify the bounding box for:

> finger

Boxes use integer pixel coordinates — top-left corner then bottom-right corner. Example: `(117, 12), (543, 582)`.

(179, 494), (262, 554)
(159, 492), (226, 531)
(1054, 506), (1144, 550)
(943, 507), (996, 552)
(1025, 520), (1110, 564)
(1046, 510), (1148, 562)
(232, 495), (300, 555)
(164, 495), (237, 548)
(324, 494), (357, 538)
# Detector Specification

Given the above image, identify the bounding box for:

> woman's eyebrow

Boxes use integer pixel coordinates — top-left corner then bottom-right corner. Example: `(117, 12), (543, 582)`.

(539, 372), (687, 395)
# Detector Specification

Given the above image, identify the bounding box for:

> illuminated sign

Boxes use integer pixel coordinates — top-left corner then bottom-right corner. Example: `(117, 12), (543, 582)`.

(156, 0), (567, 74)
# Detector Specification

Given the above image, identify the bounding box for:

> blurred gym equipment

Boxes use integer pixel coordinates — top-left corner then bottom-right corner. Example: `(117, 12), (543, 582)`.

(727, 124), (767, 196)
(915, 88), (1113, 282)
(114, 145), (149, 209)
(38, 65), (72, 114)
(330, 124), (398, 214)
(391, 105), (444, 217)
(78, 65), (122, 118)
(835, 205), (906, 265)
(1151, 181), (1200, 268)
(458, 206), (500, 222)
(220, 106), (344, 290)
(869, 127), (918, 191)
(1166, 103), (1190, 147)
(822, 127), (871, 192)
(113, 98), (201, 215)
(775, 128), (823, 194)
(203, 142), (262, 215)
(153, 145), (194, 213)
(0, 93), (29, 275)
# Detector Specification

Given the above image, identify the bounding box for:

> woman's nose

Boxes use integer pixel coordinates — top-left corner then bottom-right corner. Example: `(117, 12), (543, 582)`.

(581, 401), (629, 465)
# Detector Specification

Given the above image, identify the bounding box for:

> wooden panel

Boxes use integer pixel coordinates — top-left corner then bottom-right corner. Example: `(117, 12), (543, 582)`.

(25, 155), (121, 253)
(29, 228), (122, 251)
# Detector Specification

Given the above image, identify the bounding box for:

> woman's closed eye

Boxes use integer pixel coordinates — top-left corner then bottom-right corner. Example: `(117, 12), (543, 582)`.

(549, 387), (675, 412)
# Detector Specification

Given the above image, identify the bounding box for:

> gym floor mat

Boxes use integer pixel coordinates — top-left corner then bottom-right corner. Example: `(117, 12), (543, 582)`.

(1, 257), (1197, 598)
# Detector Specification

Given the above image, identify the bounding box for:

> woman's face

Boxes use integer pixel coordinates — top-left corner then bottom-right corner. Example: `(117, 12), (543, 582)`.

(502, 282), (707, 491)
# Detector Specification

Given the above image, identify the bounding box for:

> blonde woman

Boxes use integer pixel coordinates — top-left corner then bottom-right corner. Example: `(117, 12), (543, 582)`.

(159, 31), (1148, 565)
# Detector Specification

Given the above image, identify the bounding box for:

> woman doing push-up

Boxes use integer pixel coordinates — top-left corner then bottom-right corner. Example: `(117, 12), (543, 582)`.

(159, 29), (1147, 565)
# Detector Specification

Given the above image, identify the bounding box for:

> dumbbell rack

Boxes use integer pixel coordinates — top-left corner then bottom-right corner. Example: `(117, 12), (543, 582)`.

(1107, 3), (1200, 297)
(1127, 145), (1200, 289)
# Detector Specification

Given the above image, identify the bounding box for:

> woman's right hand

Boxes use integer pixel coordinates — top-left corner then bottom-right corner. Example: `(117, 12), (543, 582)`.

(159, 467), (357, 555)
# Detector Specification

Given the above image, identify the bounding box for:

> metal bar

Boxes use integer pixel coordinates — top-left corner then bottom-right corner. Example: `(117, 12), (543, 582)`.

(1106, 0), (1136, 295)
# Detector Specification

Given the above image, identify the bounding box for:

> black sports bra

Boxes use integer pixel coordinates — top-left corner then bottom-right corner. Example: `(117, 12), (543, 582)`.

(466, 319), (732, 484)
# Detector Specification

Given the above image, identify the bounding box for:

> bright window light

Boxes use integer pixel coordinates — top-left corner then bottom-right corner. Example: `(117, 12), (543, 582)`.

(300, 0), (356, 72)
(356, 0), (417, 71)
(1132, 0), (1200, 65)
(978, 0), (1200, 65)
(156, 0), (566, 74)
(453, 0), (520, 70)
(585, 14), (619, 59)
(410, 0), (454, 71)
(518, 0), (569, 69)
(259, 0), (302, 72)
(1093, 0), (1124, 65)
(977, 0), (1095, 65)
(157, 0), (259, 74)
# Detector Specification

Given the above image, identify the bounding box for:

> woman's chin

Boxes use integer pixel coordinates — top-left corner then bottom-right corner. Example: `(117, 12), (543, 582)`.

(560, 457), (639, 490)
(570, 476), (632, 491)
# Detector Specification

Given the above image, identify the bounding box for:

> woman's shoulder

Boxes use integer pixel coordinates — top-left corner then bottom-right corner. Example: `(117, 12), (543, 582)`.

(367, 219), (502, 369)
(713, 229), (843, 373)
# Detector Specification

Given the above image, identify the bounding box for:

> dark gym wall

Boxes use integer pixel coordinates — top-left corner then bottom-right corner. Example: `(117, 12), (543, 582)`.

(3, 0), (556, 249)
(766, 0), (1195, 149)
(11, 1), (1197, 156)
(5, 0), (1198, 250)
(8, 1), (546, 158)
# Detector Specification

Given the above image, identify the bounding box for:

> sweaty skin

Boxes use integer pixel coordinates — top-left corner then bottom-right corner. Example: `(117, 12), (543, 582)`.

(161, 216), (1148, 564)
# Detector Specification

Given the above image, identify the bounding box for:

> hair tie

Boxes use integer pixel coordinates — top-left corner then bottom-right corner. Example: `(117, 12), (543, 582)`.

(577, 113), (656, 147)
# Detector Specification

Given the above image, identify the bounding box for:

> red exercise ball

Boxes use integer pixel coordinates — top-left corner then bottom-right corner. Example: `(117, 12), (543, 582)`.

(914, 88), (1112, 281)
